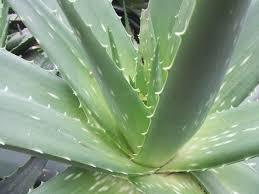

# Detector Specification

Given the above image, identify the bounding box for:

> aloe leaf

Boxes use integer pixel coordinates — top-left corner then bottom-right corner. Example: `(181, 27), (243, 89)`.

(0, 49), (82, 119)
(61, 0), (137, 79)
(8, 0), (146, 154)
(122, 0), (132, 36)
(130, 173), (205, 194)
(245, 156), (259, 172)
(139, 8), (156, 71)
(0, 157), (47, 194)
(192, 171), (230, 194)
(135, 58), (148, 97)
(146, 0), (182, 67)
(107, 28), (121, 68)
(30, 167), (142, 194)
(137, 8), (155, 96)
(134, 0), (251, 167)
(139, 0), (194, 84)
(211, 0), (259, 112)
(0, 0), (9, 46)
(146, 45), (165, 109)
(58, 0), (150, 154)
(194, 162), (259, 194)
(0, 89), (153, 175)
(161, 102), (259, 171)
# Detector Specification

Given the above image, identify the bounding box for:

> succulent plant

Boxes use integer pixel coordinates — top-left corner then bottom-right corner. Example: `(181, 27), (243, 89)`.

(1, 0), (259, 193)
(0, 0), (9, 46)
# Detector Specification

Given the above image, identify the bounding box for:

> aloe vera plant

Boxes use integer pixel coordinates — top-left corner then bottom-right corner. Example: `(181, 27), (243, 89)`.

(1, 0), (259, 193)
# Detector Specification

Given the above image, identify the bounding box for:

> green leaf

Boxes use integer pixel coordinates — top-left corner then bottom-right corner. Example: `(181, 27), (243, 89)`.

(137, 8), (156, 96)
(146, 45), (165, 110)
(211, 0), (259, 112)
(58, 0), (150, 154)
(244, 156), (259, 172)
(192, 171), (230, 194)
(0, 157), (47, 194)
(7, 0), (143, 154)
(134, 0), (250, 167)
(147, 0), (182, 67)
(0, 49), (83, 119)
(0, 0), (9, 47)
(0, 89), (152, 175)
(107, 28), (121, 68)
(62, 0), (137, 79)
(161, 102), (259, 171)
(194, 162), (259, 194)
(130, 173), (205, 194)
(30, 167), (142, 194)
(122, 0), (132, 36)
(135, 58), (148, 97)
(139, 7), (156, 71)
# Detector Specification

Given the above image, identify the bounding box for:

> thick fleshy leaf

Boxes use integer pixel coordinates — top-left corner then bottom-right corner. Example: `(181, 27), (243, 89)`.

(192, 171), (230, 194)
(138, 0), (194, 88)
(0, 90), (153, 175)
(194, 162), (259, 194)
(146, 0), (182, 67)
(0, 157), (47, 194)
(0, 0), (9, 46)
(8, 0), (144, 154)
(107, 28), (121, 68)
(139, 8), (156, 71)
(244, 156), (259, 172)
(130, 173), (205, 194)
(211, 0), (259, 112)
(146, 45), (165, 109)
(62, 0), (137, 79)
(30, 167), (142, 194)
(135, 58), (148, 97)
(134, 0), (250, 167)
(0, 49), (82, 119)
(161, 102), (259, 171)
(58, 0), (149, 154)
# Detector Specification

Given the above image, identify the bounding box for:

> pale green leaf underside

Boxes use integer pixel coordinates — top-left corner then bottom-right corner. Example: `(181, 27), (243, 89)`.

(31, 167), (142, 194)
(0, 91), (152, 175)
(135, 0), (249, 167)
(194, 162), (259, 194)
(162, 102), (259, 171)
(211, 0), (259, 113)
(130, 173), (205, 194)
